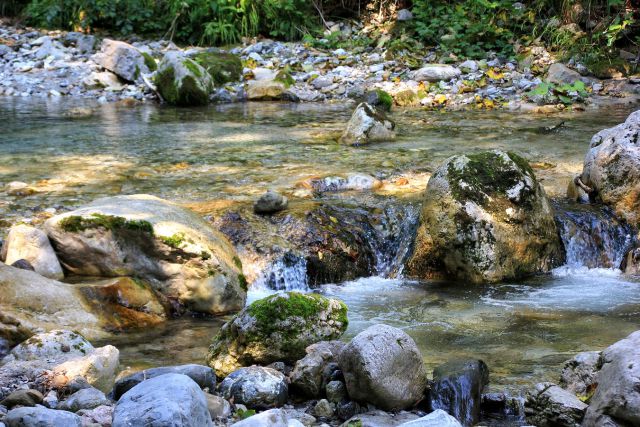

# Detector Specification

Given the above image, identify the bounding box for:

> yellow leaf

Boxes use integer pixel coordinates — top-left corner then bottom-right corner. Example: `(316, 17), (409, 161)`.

(329, 216), (338, 224)
(486, 68), (504, 80)
(434, 94), (447, 104)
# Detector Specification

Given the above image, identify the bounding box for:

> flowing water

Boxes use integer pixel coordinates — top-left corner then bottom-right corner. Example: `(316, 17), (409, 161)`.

(2, 98), (640, 407)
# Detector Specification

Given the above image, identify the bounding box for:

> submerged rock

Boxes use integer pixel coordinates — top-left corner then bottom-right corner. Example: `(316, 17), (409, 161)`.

(112, 364), (216, 400)
(206, 292), (347, 377)
(0, 224), (63, 280)
(525, 382), (587, 427)
(254, 190), (288, 214)
(429, 359), (489, 426)
(155, 51), (213, 106)
(339, 103), (396, 145)
(407, 150), (563, 283)
(219, 366), (288, 409)
(580, 109), (640, 227)
(582, 330), (640, 426)
(45, 194), (246, 315)
(112, 373), (212, 427)
(339, 324), (428, 411)
(92, 39), (150, 82)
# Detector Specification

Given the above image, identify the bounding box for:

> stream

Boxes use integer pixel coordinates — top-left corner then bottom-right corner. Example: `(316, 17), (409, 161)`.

(2, 97), (640, 405)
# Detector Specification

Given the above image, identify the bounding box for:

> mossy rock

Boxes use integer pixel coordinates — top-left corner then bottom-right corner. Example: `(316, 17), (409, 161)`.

(194, 52), (242, 85)
(406, 150), (563, 283)
(393, 89), (420, 107)
(154, 51), (213, 107)
(206, 292), (348, 377)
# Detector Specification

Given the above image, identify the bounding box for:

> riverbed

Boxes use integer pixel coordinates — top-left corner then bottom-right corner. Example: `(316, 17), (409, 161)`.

(2, 97), (640, 398)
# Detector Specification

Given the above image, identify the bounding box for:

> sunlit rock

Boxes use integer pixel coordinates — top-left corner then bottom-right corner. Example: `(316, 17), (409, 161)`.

(339, 103), (396, 145)
(92, 39), (150, 82)
(155, 51), (213, 106)
(339, 324), (428, 411)
(407, 150), (563, 283)
(290, 341), (345, 398)
(525, 383), (587, 427)
(547, 63), (582, 85)
(112, 364), (216, 400)
(580, 109), (640, 227)
(51, 345), (119, 393)
(4, 406), (82, 427)
(206, 292), (348, 377)
(559, 351), (601, 400)
(45, 194), (246, 315)
(413, 64), (461, 82)
(219, 366), (288, 409)
(1, 224), (63, 280)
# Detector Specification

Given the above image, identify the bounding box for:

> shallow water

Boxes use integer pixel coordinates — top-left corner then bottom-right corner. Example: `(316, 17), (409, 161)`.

(3, 97), (640, 397)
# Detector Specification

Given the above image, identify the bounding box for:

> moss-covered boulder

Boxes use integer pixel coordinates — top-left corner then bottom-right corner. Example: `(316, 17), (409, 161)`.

(45, 194), (246, 315)
(339, 103), (396, 145)
(406, 150), (563, 283)
(155, 51), (213, 106)
(580, 110), (640, 227)
(206, 292), (348, 377)
(194, 51), (242, 85)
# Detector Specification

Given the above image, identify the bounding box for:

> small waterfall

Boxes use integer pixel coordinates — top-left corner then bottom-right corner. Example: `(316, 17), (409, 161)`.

(555, 203), (635, 270)
(370, 202), (421, 278)
(252, 253), (309, 291)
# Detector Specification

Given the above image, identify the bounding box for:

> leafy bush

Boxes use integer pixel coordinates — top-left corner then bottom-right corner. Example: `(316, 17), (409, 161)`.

(526, 80), (589, 105)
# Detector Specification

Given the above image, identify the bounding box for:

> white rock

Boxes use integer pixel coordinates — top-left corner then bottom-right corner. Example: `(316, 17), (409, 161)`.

(1, 224), (64, 280)
(413, 64), (461, 82)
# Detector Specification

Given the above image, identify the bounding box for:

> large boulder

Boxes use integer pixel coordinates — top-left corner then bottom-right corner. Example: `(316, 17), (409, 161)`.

(547, 63), (583, 85)
(207, 292), (347, 377)
(193, 51), (242, 85)
(92, 39), (150, 82)
(339, 324), (428, 411)
(429, 359), (489, 426)
(582, 330), (640, 426)
(412, 64), (461, 82)
(219, 366), (288, 409)
(45, 194), (246, 315)
(112, 373), (212, 427)
(155, 51), (213, 106)
(289, 341), (345, 398)
(339, 103), (396, 145)
(407, 150), (563, 283)
(4, 406), (82, 427)
(525, 382), (588, 427)
(580, 110), (640, 226)
(0, 224), (63, 280)
(112, 364), (216, 400)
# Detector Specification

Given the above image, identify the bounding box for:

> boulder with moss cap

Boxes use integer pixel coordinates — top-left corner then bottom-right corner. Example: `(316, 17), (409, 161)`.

(44, 194), (246, 315)
(406, 150), (563, 283)
(206, 292), (348, 377)
(193, 51), (242, 85)
(155, 51), (213, 106)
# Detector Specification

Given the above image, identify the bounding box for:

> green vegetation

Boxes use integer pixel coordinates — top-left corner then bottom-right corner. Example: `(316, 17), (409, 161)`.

(160, 232), (186, 249)
(526, 80), (589, 105)
(141, 51), (157, 72)
(59, 213), (154, 234)
(194, 52), (242, 85)
(376, 90), (393, 111)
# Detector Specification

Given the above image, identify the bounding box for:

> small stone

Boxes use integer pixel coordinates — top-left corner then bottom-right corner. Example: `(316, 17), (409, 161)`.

(205, 393), (231, 420)
(313, 399), (334, 418)
(325, 381), (347, 404)
(58, 387), (109, 412)
(397, 9), (413, 21)
(0, 389), (43, 409)
(42, 391), (58, 409)
(254, 190), (288, 215)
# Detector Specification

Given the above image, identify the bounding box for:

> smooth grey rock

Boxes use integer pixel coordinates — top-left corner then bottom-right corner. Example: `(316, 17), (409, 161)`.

(254, 191), (288, 215)
(326, 380), (347, 404)
(112, 373), (212, 427)
(290, 341), (345, 398)
(1, 224), (63, 280)
(459, 60), (478, 73)
(58, 387), (109, 412)
(398, 409), (462, 427)
(339, 324), (428, 411)
(547, 63), (582, 85)
(525, 382), (587, 427)
(205, 393), (231, 420)
(45, 194), (245, 315)
(92, 39), (149, 82)
(42, 390), (58, 409)
(231, 408), (304, 427)
(0, 390), (43, 409)
(219, 366), (288, 410)
(583, 330), (640, 426)
(4, 406), (82, 427)
(429, 359), (489, 426)
(77, 405), (113, 427)
(339, 103), (395, 145)
(397, 9), (413, 21)
(312, 76), (333, 90)
(413, 65), (461, 82)
(314, 399), (334, 418)
(112, 364), (216, 400)
(559, 351), (601, 398)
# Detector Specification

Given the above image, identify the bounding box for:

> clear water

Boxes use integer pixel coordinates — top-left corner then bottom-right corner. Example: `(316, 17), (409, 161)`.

(3, 97), (640, 396)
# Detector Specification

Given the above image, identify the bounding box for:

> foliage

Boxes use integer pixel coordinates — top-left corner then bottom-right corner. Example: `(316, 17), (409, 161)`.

(525, 80), (589, 105)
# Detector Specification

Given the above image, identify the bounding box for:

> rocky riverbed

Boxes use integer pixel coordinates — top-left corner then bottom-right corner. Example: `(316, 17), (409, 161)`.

(2, 18), (640, 110)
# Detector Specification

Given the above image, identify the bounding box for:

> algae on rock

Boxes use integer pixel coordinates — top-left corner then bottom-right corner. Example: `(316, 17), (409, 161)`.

(155, 51), (213, 106)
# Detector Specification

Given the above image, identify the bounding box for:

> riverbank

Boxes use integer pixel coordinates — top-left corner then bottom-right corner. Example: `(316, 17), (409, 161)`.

(2, 19), (640, 110)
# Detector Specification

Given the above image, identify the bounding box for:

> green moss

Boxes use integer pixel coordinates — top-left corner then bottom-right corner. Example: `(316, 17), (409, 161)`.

(141, 52), (157, 72)
(59, 213), (154, 235)
(155, 65), (210, 106)
(446, 151), (535, 207)
(237, 273), (248, 292)
(154, 66), (179, 105)
(161, 232), (186, 249)
(376, 89), (393, 111)
(183, 59), (203, 78)
(274, 70), (294, 88)
(194, 52), (242, 85)
(200, 251), (211, 260)
(393, 89), (419, 106)
(232, 256), (243, 269)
